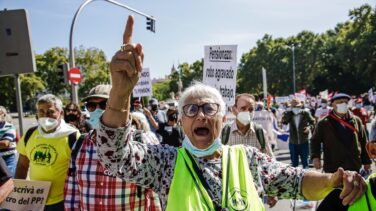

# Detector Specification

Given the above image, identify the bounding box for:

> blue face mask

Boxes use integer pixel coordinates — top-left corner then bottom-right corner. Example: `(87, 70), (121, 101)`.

(182, 136), (222, 158)
(88, 109), (104, 129)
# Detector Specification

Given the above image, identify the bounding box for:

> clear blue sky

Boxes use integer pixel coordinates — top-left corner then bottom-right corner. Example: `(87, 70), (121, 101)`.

(3, 0), (375, 79)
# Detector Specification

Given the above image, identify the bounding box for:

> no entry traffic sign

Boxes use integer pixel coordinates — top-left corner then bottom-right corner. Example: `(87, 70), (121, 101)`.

(68, 67), (82, 85)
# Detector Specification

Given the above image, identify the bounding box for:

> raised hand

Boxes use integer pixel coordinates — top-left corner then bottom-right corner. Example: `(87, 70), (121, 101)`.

(104, 16), (144, 127)
(110, 15), (144, 98)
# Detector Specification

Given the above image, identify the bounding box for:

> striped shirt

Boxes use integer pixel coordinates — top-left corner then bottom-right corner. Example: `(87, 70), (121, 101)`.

(64, 130), (162, 211)
(226, 121), (274, 157)
(226, 121), (260, 147)
(0, 121), (16, 157)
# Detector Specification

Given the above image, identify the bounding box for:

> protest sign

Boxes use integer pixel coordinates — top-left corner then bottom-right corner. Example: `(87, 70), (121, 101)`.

(319, 90), (328, 99)
(295, 93), (306, 102)
(369, 88), (374, 103)
(0, 179), (51, 211)
(203, 45), (237, 107)
(132, 68), (152, 98)
(275, 96), (290, 104)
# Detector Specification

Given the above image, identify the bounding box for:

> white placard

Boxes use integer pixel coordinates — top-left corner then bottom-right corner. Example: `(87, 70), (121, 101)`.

(319, 90), (328, 99)
(0, 179), (51, 211)
(203, 45), (237, 107)
(262, 67), (267, 99)
(275, 96), (290, 104)
(368, 88), (374, 103)
(133, 68), (152, 98)
(294, 93), (306, 102)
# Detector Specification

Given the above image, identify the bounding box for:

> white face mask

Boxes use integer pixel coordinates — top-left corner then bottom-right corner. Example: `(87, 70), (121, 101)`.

(336, 103), (348, 114)
(292, 108), (301, 115)
(321, 103), (327, 108)
(237, 111), (253, 126)
(38, 117), (59, 132)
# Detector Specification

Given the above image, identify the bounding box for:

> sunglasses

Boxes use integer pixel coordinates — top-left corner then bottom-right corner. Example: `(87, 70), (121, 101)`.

(86, 101), (107, 112)
(65, 108), (77, 112)
(182, 103), (220, 117)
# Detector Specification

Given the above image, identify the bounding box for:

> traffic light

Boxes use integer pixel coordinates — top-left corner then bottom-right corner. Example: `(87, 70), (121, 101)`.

(56, 63), (69, 84)
(146, 17), (155, 33)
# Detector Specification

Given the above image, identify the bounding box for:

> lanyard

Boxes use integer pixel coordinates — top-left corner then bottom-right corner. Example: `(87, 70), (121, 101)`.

(183, 149), (230, 211)
(329, 114), (358, 134)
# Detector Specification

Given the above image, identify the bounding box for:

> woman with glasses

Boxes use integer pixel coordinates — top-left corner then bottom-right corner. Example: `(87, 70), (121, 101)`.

(64, 102), (92, 134)
(95, 16), (367, 211)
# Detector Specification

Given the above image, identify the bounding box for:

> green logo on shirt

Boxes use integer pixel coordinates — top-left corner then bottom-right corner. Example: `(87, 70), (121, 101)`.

(229, 188), (248, 211)
(30, 144), (57, 166)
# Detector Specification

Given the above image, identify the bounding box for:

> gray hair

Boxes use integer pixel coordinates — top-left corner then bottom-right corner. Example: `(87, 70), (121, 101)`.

(0, 106), (10, 122)
(0, 106), (7, 115)
(131, 111), (151, 132)
(178, 82), (226, 119)
(36, 94), (63, 111)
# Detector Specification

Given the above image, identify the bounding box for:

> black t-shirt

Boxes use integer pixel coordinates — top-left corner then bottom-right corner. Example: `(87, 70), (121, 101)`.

(158, 123), (184, 147)
(0, 156), (11, 186)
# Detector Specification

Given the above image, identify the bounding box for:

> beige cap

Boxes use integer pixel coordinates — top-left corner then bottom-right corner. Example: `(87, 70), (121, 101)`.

(82, 84), (111, 101)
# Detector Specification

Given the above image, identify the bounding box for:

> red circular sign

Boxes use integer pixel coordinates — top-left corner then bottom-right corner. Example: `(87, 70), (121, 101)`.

(68, 67), (82, 85)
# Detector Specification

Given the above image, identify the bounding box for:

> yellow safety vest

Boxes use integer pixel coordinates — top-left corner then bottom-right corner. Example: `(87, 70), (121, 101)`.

(348, 173), (376, 211)
(166, 145), (265, 211)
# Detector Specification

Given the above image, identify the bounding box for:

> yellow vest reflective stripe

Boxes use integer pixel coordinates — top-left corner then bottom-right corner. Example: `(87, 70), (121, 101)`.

(348, 173), (376, 211)
(166, 145), (265, 211)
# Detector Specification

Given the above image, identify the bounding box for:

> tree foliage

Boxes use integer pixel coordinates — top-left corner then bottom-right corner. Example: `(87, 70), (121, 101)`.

(238, 4), (376, 96)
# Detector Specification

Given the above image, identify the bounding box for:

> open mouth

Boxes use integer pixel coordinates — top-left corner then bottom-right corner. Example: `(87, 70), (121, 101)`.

(194, 127), (210, 136)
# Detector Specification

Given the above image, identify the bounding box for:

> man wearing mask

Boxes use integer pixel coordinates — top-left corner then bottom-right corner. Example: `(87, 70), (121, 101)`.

(144, 98), (167, 141)
(282, 99), (315, 169)
(65, 84), (161, 210)
(311, 93), (371, 174)
(159, 108), (185, 147)
(352, 98), (369, 130)
(314, 98), (331, 121)
(16, 94), (80, 211)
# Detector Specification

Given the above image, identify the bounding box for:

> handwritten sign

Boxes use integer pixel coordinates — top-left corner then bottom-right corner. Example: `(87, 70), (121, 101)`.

(0, 179), (51, 211)
(203, 45), (237, 107)
(133, 68), (152, 98)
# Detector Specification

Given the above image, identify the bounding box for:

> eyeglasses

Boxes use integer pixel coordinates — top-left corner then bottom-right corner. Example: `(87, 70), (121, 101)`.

(182, 103), (220, 117)
(66, 108), (77, 112)
(86, 101), (107, 112)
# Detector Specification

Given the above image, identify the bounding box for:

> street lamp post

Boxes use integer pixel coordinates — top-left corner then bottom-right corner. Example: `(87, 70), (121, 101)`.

(286, 44), (298, 93)
(69, 0), (155, 103)
(291, 44), (296, 93)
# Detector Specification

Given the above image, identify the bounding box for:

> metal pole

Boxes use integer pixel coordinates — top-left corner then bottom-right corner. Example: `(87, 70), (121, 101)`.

(292, 45), (296, 93)
(14, 74), (24, 135)
(69, 0), (156, 103)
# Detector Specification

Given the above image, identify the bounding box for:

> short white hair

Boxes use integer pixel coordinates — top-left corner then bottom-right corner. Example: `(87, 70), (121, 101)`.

(131, 111), (151, 132)
(36, 94), (63, 112)
(178, 82), (226, 119)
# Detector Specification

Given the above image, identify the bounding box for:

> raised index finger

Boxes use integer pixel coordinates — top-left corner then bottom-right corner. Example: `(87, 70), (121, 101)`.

(123, 15), (134, 44)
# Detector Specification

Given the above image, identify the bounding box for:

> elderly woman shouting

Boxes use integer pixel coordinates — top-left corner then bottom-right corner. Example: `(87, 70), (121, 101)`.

(96, 16), (366, 211)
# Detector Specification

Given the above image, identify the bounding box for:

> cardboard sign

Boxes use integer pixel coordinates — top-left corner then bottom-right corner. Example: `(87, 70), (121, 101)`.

(133, 68), (152, 97)
(203, 45), (237, 107)
(0, 179), (51, 211)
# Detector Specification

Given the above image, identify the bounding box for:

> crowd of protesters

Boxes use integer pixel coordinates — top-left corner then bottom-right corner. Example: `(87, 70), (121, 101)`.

(0, 16), (376, 211)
